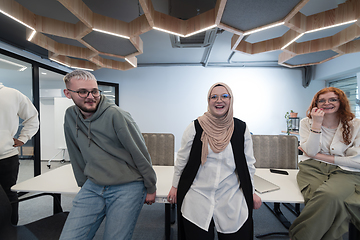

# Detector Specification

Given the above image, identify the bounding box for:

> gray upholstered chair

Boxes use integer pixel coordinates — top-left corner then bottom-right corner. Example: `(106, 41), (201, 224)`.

(252, 134), (298, 169)
(142, 133), (175, 166)
(251, 134), (299, 238)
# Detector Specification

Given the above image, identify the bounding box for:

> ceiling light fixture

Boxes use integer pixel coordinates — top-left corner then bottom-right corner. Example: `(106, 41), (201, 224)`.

(244, 22), (285, 36)
(93, 28), (130, 39)
(281, 33), (304, 50)
(153, 27), (185, 37)
(0, 9), (35, 31)
(185, 25), (217, 37)
(50, 58), (71, 68)
(305, 19), (357, 33)
(125, 58), (136, 68)
(50, 58), (94, 71)
(27, 30), (36, 41)
(0, 58), (27, 71)
(73, 67), (94, 71)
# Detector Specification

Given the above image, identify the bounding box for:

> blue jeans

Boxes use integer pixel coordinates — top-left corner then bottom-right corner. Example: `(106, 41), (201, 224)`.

(60, 180), (146, 240)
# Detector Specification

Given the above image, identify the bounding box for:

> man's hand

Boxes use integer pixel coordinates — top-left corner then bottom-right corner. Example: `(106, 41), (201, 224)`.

(144, 191), (156, 205)
(13, 138), (24, 147)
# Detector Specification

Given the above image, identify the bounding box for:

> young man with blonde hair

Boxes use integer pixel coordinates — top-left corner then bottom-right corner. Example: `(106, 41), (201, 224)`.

(60, 70), (156, 240)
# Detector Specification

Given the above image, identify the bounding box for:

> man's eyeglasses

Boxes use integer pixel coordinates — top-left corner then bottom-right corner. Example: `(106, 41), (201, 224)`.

(209, 94), (231, 101)
(67, 89), (102, 98)
(317, 98), (339, 104)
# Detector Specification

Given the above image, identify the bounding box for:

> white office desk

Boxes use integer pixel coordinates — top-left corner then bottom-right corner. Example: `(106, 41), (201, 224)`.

(12, 164), (175, 240)
(13, 165), (358, 240)
(12, 164), (173, 203)
(255, 168), (303, 203)
(12, 164), (80, 195)
(12, 165), (302, 205)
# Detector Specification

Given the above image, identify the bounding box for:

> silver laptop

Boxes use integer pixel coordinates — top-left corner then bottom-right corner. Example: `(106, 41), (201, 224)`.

(254, 174), (280, 193)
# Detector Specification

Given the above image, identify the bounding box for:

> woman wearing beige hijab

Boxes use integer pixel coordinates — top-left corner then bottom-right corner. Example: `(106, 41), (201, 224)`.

(167, 83), (261, 240)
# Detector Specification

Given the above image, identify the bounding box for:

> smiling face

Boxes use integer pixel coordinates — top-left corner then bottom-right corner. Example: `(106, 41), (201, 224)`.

(317, 91), (340, 115)
(208, 86), (231, 118)
(64, 78), (100, 118)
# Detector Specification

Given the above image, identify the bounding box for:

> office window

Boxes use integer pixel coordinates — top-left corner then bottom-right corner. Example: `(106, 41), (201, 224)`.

(329, 76), (359, 118)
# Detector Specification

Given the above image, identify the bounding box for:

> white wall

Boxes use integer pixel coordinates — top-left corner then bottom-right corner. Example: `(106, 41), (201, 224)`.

(314, 52), (360, 81)
(94, 66), (325, 151)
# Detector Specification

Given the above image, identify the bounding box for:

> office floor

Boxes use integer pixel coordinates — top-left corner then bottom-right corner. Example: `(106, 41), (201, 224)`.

(16, 159), (350, 240)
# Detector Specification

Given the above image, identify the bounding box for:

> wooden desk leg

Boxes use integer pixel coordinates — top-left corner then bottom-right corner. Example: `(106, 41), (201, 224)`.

(349, 222), (360, 240)
(165, 203), (171, 240)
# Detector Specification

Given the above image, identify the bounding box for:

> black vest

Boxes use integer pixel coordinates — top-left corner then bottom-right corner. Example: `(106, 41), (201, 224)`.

(177, 118), (253, 239)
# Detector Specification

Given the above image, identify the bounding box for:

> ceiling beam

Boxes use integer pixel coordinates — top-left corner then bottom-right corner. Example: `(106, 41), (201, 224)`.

(57, 0), (93, 28)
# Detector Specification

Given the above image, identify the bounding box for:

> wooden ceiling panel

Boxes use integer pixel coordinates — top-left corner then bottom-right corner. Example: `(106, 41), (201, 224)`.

(1, 0), (360, 70)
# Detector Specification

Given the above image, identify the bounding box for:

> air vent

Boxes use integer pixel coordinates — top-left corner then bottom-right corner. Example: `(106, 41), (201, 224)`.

(170, 28), (218, 48)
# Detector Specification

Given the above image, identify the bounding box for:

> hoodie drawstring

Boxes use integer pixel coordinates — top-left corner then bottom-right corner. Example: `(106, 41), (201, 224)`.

(75, 110), (92, 147)
(75, 111), (79, 138)
(88, 121), (91, 147)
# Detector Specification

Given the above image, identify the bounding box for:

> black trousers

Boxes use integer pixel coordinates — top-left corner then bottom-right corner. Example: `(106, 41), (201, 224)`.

(0, 154), (20, 225)
(182, 215), (253, 240)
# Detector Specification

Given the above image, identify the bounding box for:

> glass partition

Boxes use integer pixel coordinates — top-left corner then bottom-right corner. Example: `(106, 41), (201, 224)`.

(39, 68), (68, 170)
(0, 52), (34, 182)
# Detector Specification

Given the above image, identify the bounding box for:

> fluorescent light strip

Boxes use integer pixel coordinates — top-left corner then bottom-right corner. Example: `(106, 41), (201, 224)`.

(93, 28), (130, 39)
(244, 22), (285, 36)
(50, 58), (71, 68)
(0, 9), (35, 31)
(125, 58), (136, 68)
(27, 30), (36, 41)
(50, 58), (94, 71)
(281, 33), (304, 50)
(185, 25), (217, 37)
(0, 58), (27, 71)
(73, 67), (94, 71)
(153, 27), (185, 37)
(305, 19), (357, 34)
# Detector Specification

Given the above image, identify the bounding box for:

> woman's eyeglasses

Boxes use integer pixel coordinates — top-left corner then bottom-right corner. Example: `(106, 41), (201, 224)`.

(317, 98), (339, 104)
(67, 89), (102, 98)
(209, 94), (231, 101)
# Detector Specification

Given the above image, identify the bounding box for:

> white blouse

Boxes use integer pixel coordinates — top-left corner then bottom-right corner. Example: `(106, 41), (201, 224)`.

(299, 117), (360, 172)
(172, 122), (256, 233)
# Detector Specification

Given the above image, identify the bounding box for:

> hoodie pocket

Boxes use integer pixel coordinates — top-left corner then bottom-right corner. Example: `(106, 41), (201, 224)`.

(0, 130), (16, 155)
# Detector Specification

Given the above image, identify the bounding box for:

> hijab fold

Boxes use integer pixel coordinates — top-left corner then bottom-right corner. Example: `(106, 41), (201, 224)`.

(197, 83), (234, 165)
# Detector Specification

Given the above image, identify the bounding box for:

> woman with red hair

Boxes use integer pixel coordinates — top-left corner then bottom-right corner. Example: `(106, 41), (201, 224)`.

(289, 87), (360, 240)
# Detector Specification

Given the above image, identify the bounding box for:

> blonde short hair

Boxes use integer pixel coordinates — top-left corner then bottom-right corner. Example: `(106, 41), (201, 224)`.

(63, 70), (96, 86)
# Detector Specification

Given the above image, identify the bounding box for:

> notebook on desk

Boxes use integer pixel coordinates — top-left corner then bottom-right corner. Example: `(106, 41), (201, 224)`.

(254, 174), (280, 193)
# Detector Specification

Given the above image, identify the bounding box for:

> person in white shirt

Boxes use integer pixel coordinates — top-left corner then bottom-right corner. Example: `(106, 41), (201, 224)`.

(167, 82), (261, 240)
(289, 87), (360, 240)
(0, 83), (39, 225)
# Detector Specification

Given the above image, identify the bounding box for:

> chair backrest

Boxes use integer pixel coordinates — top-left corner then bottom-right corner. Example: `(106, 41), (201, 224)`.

(142, 133), (175, 166)
(252, 135), (298, 169)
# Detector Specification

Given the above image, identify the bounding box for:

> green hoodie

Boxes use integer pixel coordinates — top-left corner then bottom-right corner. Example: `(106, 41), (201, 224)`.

(64, 95), (156, 193)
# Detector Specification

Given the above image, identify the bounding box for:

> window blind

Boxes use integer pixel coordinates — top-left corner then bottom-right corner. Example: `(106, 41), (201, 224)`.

(328, 76), (359, 117)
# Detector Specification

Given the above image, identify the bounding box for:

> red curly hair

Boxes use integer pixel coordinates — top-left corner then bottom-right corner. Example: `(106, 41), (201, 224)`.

(306, 87), (355, 145)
